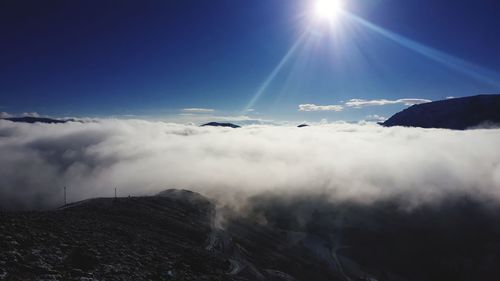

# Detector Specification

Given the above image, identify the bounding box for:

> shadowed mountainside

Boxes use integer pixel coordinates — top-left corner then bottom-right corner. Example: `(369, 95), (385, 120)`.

(1, 190), (500, 281)
(1, 117), (74, 124)
(382, 94), (500, 129)
(201, 122), (241, 128)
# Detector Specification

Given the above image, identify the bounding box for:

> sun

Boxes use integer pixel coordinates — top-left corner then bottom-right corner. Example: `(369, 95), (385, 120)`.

(314, 0), (344, 22)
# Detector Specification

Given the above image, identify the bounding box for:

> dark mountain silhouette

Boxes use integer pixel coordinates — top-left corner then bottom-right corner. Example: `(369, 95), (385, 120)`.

(2, 116), (73, 124)
(297, 124), (309, 128)
(382, 94), (500, 129)
(2, 190), (500, 281)
(201, 122), (240, 128)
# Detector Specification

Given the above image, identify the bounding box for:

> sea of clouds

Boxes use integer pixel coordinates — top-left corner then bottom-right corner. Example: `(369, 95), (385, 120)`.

(1, 119), (500, 210)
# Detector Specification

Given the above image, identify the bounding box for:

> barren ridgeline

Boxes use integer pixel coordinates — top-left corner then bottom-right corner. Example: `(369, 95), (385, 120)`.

(2, 188), (500, 281)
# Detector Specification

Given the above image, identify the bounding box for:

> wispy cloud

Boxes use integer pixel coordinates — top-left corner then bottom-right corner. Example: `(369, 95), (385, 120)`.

(298, 104), (343, 112)
(364, 114), (387, 122)
(345, 98), (431, 108)
(182, 108), (215, 113)
(0, 112), (13, 118)
(299, 98), (431, 112)
(21, 112), (41, 117)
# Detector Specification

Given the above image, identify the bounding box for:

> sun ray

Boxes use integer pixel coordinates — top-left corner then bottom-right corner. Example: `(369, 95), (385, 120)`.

(242, 31), (308, 113)
(349, 13), (500, 87)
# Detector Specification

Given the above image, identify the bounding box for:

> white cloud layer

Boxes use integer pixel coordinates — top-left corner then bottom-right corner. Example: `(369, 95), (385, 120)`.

(1, 119), (500, 210)
(298, 104), (343, 112)
(345, 98), (431, 108)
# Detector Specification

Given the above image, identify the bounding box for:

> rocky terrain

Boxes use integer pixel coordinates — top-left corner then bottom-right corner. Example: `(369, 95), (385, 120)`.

(0, 190), (226, 281)
(1, 190), (500, 281)
(382, 94), (500, 129)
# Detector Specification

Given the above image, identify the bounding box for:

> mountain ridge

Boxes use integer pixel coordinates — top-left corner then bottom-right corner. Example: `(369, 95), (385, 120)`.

(1, 117), (75, 124)
(382, 94), (500, 129)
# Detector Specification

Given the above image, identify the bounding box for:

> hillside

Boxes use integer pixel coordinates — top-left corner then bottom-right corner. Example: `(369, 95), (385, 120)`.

(382, 95), (500, 129)
(2, 190), (500, 281)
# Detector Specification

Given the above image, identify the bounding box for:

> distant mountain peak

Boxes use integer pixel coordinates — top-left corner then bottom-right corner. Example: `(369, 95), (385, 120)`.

(382, 94), (500, 130)
(2, 116), (73, 124)
(201, 122), (240, 128)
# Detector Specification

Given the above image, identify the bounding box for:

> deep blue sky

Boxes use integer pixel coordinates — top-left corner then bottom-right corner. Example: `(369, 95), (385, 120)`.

(1, 0), (500, 123)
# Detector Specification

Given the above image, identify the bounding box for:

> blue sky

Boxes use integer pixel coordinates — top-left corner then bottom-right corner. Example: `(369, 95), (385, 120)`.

(1, 0), (500, 123)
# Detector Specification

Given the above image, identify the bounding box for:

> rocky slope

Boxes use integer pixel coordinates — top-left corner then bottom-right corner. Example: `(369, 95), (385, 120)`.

(0, 190), (224, 281)
(2, 190), (500, 281)
(382, 94), (500, 129)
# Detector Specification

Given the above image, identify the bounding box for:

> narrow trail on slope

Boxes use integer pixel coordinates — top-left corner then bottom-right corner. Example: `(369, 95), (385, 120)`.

(204, 209), (265, 279)
(331, 242), (352, 281)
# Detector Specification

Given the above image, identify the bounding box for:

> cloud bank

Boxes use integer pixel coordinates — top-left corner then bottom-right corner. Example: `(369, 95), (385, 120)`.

(0, 119), (499, 210)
